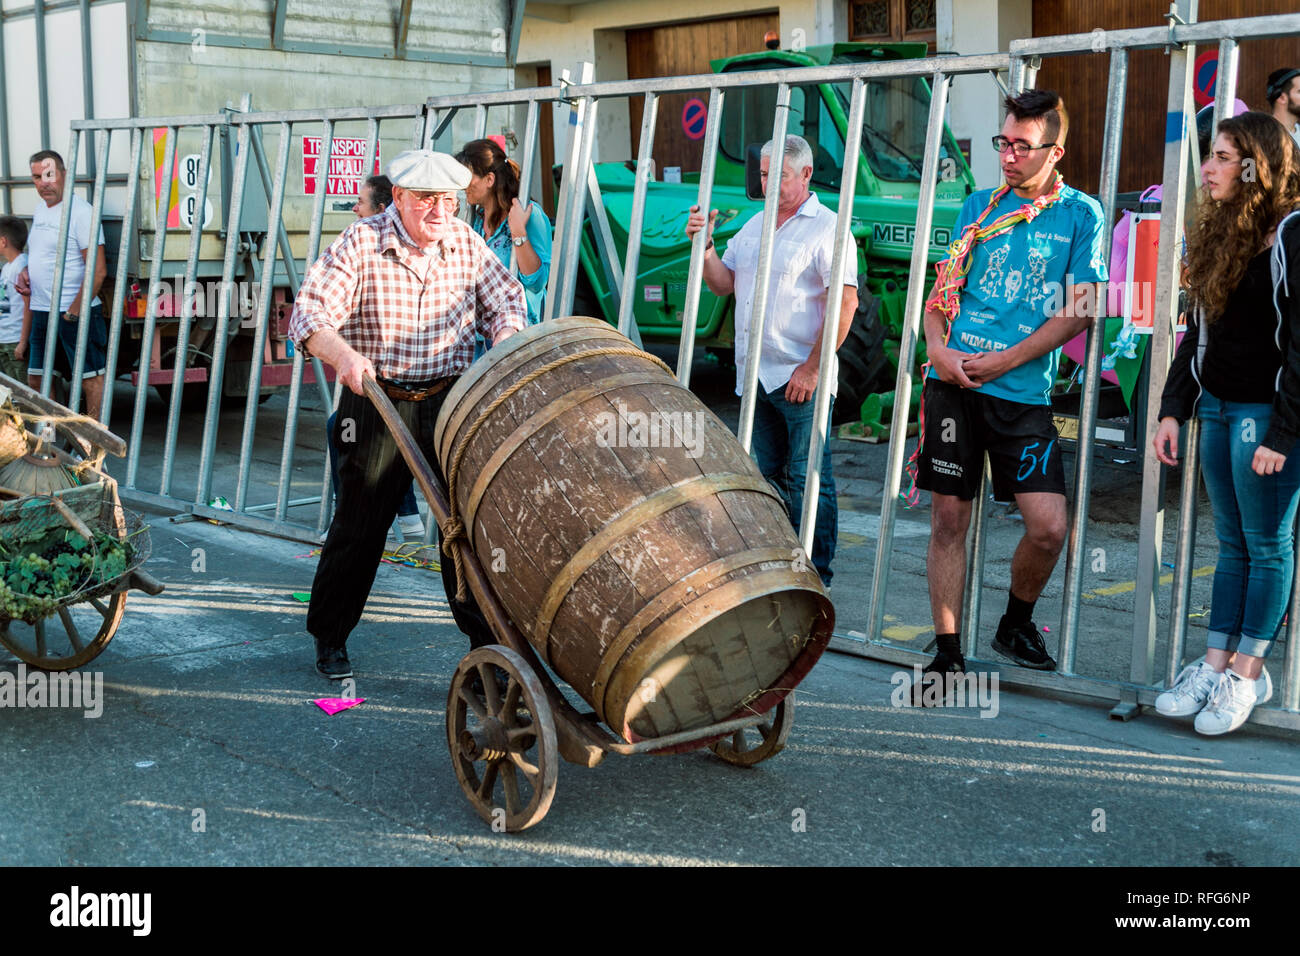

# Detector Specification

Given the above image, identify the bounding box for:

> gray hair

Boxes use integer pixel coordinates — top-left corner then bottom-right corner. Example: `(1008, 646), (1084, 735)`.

(760, 134), (814, 174)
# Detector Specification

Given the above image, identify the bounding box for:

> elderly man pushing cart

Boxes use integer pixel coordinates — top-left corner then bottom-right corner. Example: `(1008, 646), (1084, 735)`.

(288, 149), (528, 680)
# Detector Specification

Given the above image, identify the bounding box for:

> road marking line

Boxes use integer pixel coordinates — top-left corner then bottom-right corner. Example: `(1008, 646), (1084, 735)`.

(1084, 565), (1215, 599)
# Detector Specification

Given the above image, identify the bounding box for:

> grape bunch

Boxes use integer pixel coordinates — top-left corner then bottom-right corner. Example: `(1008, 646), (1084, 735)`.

(0, 527), (135, 621)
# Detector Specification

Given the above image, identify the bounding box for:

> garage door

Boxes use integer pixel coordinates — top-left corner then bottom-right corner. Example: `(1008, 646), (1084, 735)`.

(626, 13), (779, 176)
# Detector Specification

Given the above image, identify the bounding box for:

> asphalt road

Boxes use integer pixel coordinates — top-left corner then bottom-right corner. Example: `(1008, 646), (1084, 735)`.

(1, 357), (1297, 866)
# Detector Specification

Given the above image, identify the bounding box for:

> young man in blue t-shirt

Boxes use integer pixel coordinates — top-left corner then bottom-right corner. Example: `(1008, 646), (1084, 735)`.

(917, 90), (1107, 677)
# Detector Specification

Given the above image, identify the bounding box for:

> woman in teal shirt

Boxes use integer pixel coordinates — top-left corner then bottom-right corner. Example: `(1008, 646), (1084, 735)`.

(455, 139), (550, 352)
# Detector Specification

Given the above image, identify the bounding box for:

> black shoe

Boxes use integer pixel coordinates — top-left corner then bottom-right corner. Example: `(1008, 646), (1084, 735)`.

(315, 640), (353, 680)
(991, 616), (1057, 670)
(912, 649), (965, 706)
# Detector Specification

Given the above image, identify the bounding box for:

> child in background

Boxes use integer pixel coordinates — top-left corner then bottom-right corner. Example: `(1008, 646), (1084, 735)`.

(0, 216), (29, 383)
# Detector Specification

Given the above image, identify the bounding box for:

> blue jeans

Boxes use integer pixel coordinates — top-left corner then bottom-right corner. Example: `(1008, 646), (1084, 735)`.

(1198, 391), (1300, 659)
(751, 385), (837, 586)
(327, 411), (418, 518)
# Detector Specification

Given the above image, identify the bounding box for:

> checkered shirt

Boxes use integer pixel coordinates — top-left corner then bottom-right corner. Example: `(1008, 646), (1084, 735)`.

(288, 205), (527, 381)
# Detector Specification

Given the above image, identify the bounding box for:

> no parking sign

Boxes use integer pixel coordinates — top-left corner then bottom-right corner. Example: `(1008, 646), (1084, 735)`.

(1193, 50), (1218, 107)
(681, 98), (707, 141)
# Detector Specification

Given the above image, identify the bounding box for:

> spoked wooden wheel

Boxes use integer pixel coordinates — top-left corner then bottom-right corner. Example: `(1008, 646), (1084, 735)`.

(0, 590), (127, 670)
(447, 645), (558, 832)
(710, 694), (795, 767)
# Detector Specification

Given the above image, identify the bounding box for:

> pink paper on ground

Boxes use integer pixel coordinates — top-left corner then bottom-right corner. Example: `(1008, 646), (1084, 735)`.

(313, 697), (365, 715)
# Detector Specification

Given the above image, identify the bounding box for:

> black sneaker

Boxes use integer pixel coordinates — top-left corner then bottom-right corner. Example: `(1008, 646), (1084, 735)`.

(315, 640), (353, 680)
(913, 649), (965, 706)
(991, 616), (1057, 670)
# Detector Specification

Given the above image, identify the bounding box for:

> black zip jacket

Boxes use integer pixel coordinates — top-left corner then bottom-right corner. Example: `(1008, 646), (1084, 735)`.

(1159, 208), (1300, 453)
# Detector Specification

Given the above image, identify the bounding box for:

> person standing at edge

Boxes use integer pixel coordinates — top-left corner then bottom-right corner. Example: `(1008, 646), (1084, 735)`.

(1266, 68), (1300, 149)
(21, 150), (109, 420)
(0, 216), (31, 383)
(912, 90), (1107, 678)
(685, 134), (856, 588)
(1153, 112), (1300, 735)
(289, 150), (527, 680)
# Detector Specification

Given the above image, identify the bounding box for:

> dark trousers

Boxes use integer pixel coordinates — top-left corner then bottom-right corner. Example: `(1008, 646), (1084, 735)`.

(326, 410), (419, 517)
(306, 385), (496, 650)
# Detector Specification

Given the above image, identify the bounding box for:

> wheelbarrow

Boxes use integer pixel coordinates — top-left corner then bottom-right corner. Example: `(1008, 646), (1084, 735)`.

(361, 320), (832, 832)
(0, 373), (164, 670)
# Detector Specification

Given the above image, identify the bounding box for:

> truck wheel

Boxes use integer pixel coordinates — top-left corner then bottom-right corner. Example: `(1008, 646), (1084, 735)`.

(834, 284), (892, 426)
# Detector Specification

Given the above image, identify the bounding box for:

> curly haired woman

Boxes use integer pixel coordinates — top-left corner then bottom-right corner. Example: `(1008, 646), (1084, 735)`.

(1154, 111), (1300, 735)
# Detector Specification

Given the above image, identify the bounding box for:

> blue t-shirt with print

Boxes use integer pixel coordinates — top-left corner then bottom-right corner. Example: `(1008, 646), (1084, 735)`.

(930, 183), (1108, 405)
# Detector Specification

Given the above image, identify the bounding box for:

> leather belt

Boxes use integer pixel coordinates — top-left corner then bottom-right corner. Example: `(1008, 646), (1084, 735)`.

(379, 377), (455, 402)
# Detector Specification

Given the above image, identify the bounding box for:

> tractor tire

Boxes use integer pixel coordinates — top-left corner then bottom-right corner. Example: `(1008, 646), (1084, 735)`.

(834, 281), (892, 426)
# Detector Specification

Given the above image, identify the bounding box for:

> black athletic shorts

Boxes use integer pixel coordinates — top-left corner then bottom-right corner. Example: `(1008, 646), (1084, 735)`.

(916, 378), (1066, 502)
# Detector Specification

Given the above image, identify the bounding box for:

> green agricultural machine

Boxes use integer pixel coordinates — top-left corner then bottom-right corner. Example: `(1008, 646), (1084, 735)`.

(573, 42), (976, 430)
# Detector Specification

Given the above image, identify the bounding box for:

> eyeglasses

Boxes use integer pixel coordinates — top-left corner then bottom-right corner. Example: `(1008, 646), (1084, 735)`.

(401, 189), (458, 207)
(992, 136), (1056, 158)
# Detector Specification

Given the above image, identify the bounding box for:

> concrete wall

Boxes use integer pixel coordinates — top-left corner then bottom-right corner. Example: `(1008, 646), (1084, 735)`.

(939, 0), (1033, 189)
(779, 0), (844, 49)
(521, 0), (1035, 190)
(519, 0), (789, 165)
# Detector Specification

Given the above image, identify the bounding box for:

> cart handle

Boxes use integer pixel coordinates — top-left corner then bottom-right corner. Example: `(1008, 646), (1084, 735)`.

(360, 374), (532, 649)
(0, 372), (127, 458)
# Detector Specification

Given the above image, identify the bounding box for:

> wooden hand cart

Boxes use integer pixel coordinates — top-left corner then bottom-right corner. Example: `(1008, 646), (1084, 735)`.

(0, 374), (164, 670)
(365, 375), (806, 832)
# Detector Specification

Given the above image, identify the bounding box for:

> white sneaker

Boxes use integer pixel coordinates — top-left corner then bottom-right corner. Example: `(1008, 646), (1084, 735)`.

(1254, 666), (1273, 706)
(1194, 671), (1258, 736)
(1180, 656), (1272, 707)
(397, 514), (425, 538)
(1154, 661), (1220, 717)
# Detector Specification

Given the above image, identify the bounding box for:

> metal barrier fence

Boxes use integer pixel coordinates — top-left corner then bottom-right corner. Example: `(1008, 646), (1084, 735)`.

(44, 100), (436, 540)
(835, 7), (1300, 732)
(33, 8), (1300, 730)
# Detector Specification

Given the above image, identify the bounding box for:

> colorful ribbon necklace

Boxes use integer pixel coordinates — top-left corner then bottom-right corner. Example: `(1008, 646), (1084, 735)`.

(902, 173), (1066, 506)
(925, 172), (1065, 320)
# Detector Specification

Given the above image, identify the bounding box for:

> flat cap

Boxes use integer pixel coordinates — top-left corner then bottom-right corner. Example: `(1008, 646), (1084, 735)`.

(386, 149), (471, 191)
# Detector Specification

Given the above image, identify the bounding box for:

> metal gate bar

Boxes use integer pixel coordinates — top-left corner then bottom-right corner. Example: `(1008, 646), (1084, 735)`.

(1130, 0), (1197, 694)
(38, 128), (81, 399)
(734, 84), (790, 451)
(160, 124), (217, 497)
(617, 93), (659, 340)
(1058, 46), (1128, 675)
(68, 128), (111, 411)
(675, 86), (726, 387)
(126, 124), (176, 487)
(865, 64), (962, 643)
(100, 128), (145, 426)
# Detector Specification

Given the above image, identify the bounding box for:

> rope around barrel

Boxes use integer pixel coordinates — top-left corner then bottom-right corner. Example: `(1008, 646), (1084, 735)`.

(442, 345), (674, 602)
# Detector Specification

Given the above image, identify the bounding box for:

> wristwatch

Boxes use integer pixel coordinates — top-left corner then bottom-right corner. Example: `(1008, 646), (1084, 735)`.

(511, 235), (526, 247)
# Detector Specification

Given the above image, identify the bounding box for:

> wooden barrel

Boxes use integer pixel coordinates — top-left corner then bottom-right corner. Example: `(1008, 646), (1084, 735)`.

(435, 317), (833, 744)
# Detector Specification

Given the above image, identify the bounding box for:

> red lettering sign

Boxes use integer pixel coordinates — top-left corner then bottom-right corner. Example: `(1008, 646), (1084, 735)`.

(302, 137), (382, 197)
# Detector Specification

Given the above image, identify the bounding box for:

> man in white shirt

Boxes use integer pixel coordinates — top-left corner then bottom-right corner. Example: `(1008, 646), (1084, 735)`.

(685, 134), (857, 586)
(22, 150), (108, 420)
(1267, 68), (1300, 148)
